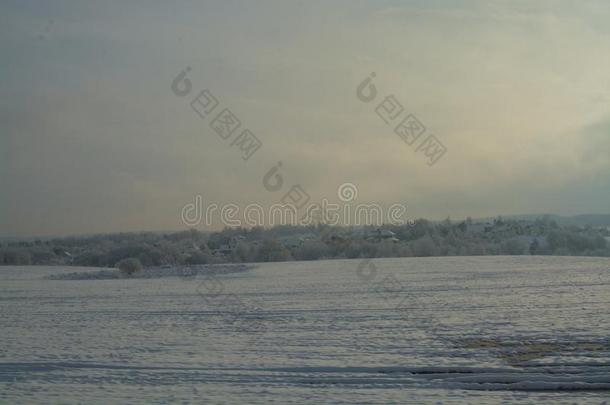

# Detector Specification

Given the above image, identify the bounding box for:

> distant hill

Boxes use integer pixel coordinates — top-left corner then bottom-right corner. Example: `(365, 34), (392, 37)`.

(558, 214), (610, 227)
(474, 214), (610, 227)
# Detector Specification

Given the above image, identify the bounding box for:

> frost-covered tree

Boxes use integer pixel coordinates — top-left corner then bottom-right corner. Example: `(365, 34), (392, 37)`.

(116, 257), (142, 276)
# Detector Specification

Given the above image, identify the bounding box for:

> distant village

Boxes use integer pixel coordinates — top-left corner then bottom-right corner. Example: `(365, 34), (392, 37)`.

(1, 216), (609, 267)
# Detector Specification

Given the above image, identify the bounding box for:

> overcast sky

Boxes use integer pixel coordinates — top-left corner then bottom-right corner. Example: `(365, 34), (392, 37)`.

(1, 0), (609, 237)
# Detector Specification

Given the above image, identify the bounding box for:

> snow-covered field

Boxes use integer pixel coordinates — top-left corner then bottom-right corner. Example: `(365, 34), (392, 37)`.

(1, 256), (609, 404)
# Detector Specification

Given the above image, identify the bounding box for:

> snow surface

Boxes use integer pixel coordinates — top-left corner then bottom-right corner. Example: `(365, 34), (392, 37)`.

(1, 256), (609, 404)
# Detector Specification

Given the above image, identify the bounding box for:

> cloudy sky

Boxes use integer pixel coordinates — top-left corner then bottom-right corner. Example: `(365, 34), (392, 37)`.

(1, 0), (609, 237)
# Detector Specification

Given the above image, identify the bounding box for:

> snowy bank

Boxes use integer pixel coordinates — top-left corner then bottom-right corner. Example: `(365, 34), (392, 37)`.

(45, 263), (254, 280)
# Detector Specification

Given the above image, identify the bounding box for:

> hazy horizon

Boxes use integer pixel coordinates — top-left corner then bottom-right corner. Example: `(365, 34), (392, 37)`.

(2, 0), (609, 238)
(2, 211), (609, 240)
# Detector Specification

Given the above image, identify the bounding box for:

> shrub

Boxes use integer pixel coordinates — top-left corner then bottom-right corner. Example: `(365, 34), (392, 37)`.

(185, 251), (210, 265)
(116, 257), (142, 276)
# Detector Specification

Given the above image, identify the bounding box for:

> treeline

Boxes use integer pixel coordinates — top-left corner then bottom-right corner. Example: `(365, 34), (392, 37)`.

(1, 217), (609, 267)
